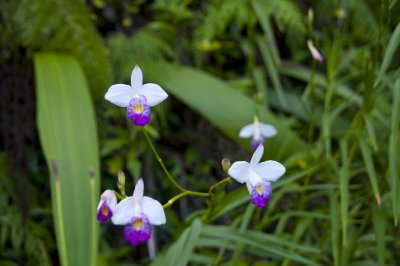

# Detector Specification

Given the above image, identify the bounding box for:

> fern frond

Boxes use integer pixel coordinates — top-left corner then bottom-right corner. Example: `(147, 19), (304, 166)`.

(13, 0), (111, 98)
(107, 24), (176, 81)
(346, 0), (378, 42)
(271, 0), (306, 51)
(196, 0), (252, 40)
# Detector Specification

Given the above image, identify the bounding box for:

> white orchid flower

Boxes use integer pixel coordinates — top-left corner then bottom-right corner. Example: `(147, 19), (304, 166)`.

(239, 117), (277, 149)
(111, 179), (166, 246)
(104, 65), (168, 126)
(96, 190), (117, 222)
(228, 144), (285, 208)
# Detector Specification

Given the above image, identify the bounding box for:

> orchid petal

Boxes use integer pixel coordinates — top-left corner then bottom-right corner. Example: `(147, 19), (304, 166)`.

(131, 65), (143, 93)
(228, 161), (250, 183)
(139, 83), (168, 106)
(141, 196), (166, 225)
(111, 197), (135, 225)
(133, 179), (144, 200)
(249, 144), (264, 167)
(245, 181), (252, 194)
(259, 123), (277, 137)
(254, 160), (286, 182)
(248, 170), (263, 186)
(239, 123), (254, 138)
(104, 84), (133, 107)
(97, 190), (117, 211)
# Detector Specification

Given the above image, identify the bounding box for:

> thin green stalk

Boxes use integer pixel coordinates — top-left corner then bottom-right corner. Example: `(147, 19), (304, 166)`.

(209, 177), (231, 194)
(113, 190), (125, 200)
(163, 191), (209, 209)
(142, 126), (186, 192)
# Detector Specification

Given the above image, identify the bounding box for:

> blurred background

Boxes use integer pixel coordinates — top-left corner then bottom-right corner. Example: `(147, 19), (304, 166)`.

(0, 0), (399, 265)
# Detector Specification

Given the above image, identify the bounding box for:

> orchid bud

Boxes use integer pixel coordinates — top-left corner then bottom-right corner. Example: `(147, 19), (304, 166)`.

(221, 158), (231, 173)
(117, 170), (126, 195)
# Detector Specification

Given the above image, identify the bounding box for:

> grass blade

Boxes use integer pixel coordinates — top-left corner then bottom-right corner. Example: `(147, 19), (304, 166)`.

(376, 23), (400, 85)
(389, 79), (400, 225)
(359, 139), (381, 205)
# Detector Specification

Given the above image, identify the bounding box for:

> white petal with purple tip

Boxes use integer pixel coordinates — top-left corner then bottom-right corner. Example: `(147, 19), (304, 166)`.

(97, 190), (117, 211)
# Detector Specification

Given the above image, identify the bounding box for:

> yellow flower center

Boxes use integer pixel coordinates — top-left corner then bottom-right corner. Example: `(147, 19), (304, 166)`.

(101, 206), (109, 216)
(132, 101), (144, 114)
(133, 218), (143, 230)
(256, 185), (263, 195)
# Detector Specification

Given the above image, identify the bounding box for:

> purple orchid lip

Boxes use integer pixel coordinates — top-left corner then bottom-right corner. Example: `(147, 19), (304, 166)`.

(250, 181), (272, 208)
(250, 138), (264, 150)
(123, 214), (152, 246)
(127, 95), (151, 126)
(97, 202), (113, 222)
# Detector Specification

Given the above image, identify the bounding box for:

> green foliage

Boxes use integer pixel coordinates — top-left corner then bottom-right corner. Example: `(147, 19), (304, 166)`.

(12, 0), (111, 98)
(2, 0), (400, 265)
(141, 61), (306, 160)
(0, 153), (52, 265)
(107, 26), (176, 82)
(34, 54), (100, 266)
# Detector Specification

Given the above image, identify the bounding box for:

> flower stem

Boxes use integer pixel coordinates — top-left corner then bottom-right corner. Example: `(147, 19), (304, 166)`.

(209, 177), (232, 194)
(141, 126), (186, 192)
(113, 190), (125, 200)
(163, 190), (210, 208)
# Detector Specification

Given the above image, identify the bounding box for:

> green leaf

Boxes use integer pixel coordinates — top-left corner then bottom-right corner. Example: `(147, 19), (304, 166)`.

(34, 53), (99, 266)
(151, 219), (203, 266)
(389, 79), (400, 225)
(372, 204), (387, 266)
(376, 23), (400, 85)
(202, 226), (320, 265)
(141, 61), (305, 160)
(359, 139), (381, 205)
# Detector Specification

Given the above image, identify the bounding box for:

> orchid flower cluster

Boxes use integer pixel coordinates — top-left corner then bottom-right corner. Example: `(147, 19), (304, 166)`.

(98, 66), (286, 247)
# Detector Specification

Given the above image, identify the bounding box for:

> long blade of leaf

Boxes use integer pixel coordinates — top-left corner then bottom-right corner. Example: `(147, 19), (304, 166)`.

(141, 61), (305, 160)
(34, 53), (99, 266)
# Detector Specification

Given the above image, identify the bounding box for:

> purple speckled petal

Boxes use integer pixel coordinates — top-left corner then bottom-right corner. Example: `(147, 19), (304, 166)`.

(97, 201), (113, 222)
(127, 95), (151, 126)
(250, 181), (272, 208)
(250, 138), (264, 150)
(123, 214), (152, 247)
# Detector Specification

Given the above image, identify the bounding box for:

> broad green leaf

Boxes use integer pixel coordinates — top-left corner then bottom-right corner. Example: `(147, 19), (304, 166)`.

(34, 53), (99, 266)
(141, 61), (305, 160)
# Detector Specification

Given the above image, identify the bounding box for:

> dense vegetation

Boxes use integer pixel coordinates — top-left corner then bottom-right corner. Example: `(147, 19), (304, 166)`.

(1, 0), (399, 265)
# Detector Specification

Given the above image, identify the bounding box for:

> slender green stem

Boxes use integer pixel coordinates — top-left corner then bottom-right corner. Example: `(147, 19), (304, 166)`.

(209, 177), (231, 194)
(141, 126), (186, 192)
(163, 191), (210, 208)
(163, 178), (231, 208)
(113, 190), (125, 200)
